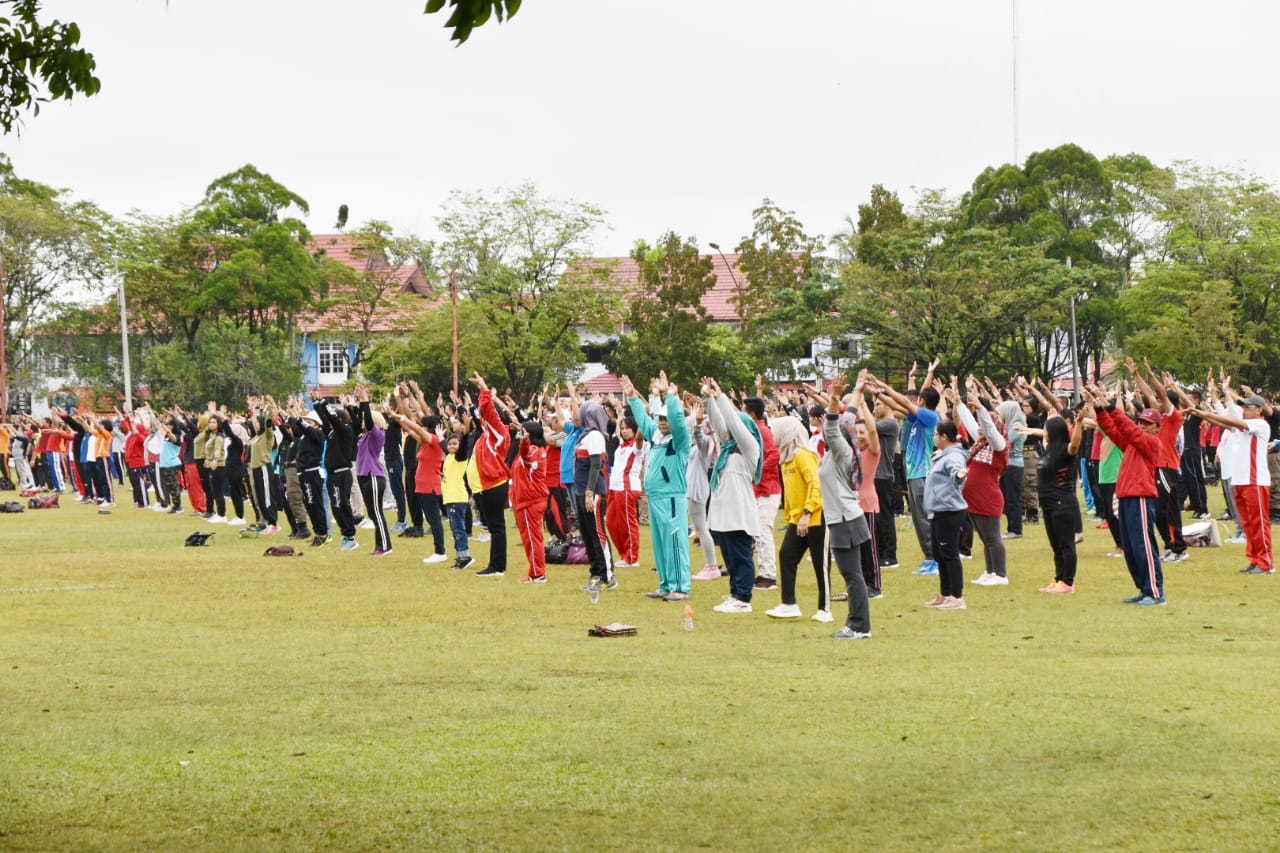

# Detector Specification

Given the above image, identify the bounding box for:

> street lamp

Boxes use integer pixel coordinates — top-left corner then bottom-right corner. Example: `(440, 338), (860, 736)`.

(116, 255), (132, 412)
(708, 242), (745, 303)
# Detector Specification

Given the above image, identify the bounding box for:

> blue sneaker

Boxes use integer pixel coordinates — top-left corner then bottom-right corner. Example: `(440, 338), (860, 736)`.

(912, 560), (939, 576)
(1137, 595), (1167, 606)
(1122, 594), (1146, 604)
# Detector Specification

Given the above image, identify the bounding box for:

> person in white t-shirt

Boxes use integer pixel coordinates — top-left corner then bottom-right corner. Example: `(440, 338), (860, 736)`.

(1195, 392), (1273, 573)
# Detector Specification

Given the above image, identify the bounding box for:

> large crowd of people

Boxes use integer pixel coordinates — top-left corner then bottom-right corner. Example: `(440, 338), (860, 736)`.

(4, 357), (1276, 639)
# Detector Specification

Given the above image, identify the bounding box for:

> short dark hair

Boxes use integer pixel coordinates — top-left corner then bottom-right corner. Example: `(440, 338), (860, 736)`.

(744, 397), (766, 420)
(920, 387), (941, 410)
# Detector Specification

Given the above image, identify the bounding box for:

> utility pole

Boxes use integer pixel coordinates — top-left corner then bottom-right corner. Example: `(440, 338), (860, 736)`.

(450, 266), (459, 397)
(0, 258), (7, 417)
(116, 255), (132, 411)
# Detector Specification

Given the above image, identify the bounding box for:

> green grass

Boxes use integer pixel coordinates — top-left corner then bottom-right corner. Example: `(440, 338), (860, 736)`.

(2, 496), (1279, 851)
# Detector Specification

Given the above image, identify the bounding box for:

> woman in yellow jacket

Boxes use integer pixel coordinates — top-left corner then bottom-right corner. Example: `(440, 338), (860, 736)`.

(766, 415), (830, 622)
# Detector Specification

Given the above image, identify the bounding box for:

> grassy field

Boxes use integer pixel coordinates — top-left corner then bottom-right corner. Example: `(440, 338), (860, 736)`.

(2, 494), (1279, 851)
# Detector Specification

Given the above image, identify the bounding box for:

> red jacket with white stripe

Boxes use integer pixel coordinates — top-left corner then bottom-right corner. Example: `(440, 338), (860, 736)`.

(1096, 407), (1159, 499)
(472, 389), (511, 491)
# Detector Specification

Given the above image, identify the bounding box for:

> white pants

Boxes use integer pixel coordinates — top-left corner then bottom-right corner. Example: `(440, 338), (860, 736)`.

(753, 492), (782, 579)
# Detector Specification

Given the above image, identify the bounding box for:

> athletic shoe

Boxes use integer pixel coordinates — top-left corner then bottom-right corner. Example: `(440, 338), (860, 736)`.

(1001, 532), (1022, 540)
(392, 521), (408, 533)
(167, 508), (182, 515)
(455, 555), (476, 571)
(712, 597), (752, 613)
(1039, 580), (1075, 594)
(1162, 549), (1175, 562)
(753, 577), (777, 591)
(474, 531), (491, 543)
(936, 597), (967, 610)
(338, 537), (359, 552)
(832, 592), (848, 602)
(518, 575), (547, 584)
(311, 534), (331, 547)
(614, 560), (638, 568)
(261, 524), (280, 536)
(1074, 533), (1085, 544)
(370, 549), (391, 557)
(692, 566), (723, 581)
(149, 504), (166, 512)
(288, 530), (311, 540)
(583, 576), (606, 591)
(422, 553), (449, 564)
(227, 517), (246, 527)
(1244, 565), (1274, 575)
(912, 561), (939, 576)
(924, 594), (948, 607)
(399, 526), (424, 538)
(880, 560), (900, 569)
(208, 515), (226, 524)
(831, 626), (871, 639)
(984, 575), (1009, 586)
(475, 567), (504, 577)
(972, 573), (995, 586)
(1241, 564), (1260, 573)
(359, 518), (375, 530)
(1095, 520), (1109, 529)
(1228, 534), (1247, 544)
(766, 603), (802, 619)
(602, 579), (619, 591)
(810, 609), (834, 623)
(1166, 551), (1189, 563)
(1193, 512), (1212, 520)
(1137, 595), (1167, 606)
(662, 591), (689, 601)
(1106, 550), (1125, 558)
(958, 553), (972, 560)
(645, 589), (668, 599)
(1122, 593), (1146, 604)
(867, 588), (883, 600)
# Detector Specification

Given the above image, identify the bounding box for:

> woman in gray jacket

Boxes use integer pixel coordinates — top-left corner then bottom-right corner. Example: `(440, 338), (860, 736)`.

(703, 377), (762, 613)
(813, 376), (873, 639)
(924, 420), (970, 610)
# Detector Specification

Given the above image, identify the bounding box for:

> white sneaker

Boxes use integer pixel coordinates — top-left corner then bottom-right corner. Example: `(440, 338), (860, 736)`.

(1228, 534), (1247, 544)
(766, 603), (802, 619)
(422, 553), (449, 564)
(984, 575), (1009, 586)
(972, 573), (993, 586)
(359, 518), (375, 529)
(227, 517), (247, 527)
(713, 598), (752, 613)
(151, 504), (168, 512)
(810, 609), (834, 623)
(208, 515), (226, 524)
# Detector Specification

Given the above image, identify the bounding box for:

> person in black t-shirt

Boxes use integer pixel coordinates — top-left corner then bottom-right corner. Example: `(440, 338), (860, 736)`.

(1027, 414), (1083, 593)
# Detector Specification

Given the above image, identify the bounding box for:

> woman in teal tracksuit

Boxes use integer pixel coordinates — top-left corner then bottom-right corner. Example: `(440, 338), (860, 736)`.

(624, 372), (693, 601)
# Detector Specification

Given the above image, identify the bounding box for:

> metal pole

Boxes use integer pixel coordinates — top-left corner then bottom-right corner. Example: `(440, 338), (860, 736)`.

(116, 255), (132, 411)
(1011, 0), (1020, 165)
(1067, 257), (1081, 403)
(450, 266), (459, 397)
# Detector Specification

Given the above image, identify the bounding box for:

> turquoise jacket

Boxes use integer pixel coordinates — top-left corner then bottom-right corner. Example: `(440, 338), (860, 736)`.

(629, 393), (691, 497)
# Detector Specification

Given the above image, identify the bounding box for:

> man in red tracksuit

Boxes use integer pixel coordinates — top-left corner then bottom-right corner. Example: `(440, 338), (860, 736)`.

(1130, 361), (1188, 563)
(1085, 385), (1167, 605)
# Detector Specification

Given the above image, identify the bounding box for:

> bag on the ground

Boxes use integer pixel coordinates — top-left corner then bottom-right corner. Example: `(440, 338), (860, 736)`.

(0, 477), (14, 491)
(588, 623), (638, 637)
(546, 536), (590, 564)
(0, 500), (25, 513)
(27, 494), (59, 510)
(263, 545), (302, 557)
(185, 531), (214, 546)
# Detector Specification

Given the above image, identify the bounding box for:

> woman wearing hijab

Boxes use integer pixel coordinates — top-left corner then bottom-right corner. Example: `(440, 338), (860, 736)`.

(996, 399), (1026, 539)
(1029, 411), (1084, 593)
(576, 397), (616, 591)
(815, 375), (873, 637)
(704, 377), (763, 613)
(765, 411), (829, 621)
(951, 385), (1009, 587)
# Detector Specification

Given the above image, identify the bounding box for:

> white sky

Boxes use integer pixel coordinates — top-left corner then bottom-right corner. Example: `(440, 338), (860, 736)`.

(8, 0), (1280, 257)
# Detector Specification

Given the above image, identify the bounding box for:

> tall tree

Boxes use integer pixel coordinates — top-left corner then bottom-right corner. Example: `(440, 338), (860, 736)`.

(604, 233), (720, 389)
(0, 155), (110, 396)
(436, 182), (620, 395)
(733, 199), (836, 379)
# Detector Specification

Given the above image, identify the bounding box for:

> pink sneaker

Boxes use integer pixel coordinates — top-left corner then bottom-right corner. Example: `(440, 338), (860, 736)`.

(924, 594), (948, 607)
(261, 524), (280, 536)
(936, 597), (967, 610)
(693, 566), (723, 581)
(1042, 581), (1075, 594)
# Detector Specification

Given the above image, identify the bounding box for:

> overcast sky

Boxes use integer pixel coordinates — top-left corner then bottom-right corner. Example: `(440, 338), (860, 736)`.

(8, 0), (1280, 257)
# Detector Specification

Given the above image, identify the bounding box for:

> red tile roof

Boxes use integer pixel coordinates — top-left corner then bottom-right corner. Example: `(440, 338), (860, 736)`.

(300, 233), (439, 334)
(584, 373), (623, 394)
